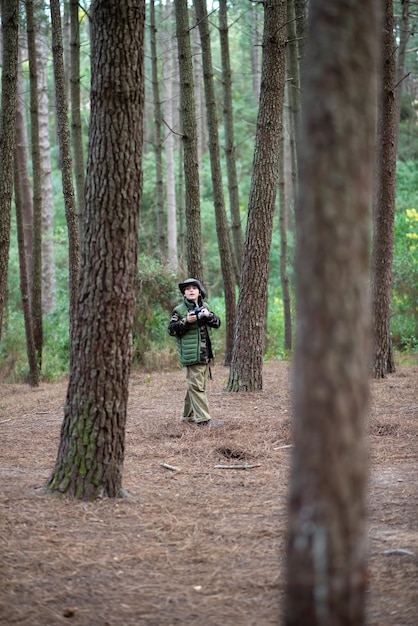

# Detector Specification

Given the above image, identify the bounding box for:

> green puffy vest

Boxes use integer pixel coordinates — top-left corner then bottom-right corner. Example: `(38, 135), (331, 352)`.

(174, 301), (211, 366)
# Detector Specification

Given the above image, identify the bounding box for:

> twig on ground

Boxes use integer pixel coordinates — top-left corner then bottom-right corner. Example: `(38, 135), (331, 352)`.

(160, 462), (181, 472)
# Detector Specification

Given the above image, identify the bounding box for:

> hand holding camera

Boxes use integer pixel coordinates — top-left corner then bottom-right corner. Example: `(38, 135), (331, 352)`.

(187, 305), (210, 323)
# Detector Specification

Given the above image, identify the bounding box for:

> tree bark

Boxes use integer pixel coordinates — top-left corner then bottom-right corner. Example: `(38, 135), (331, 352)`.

(47, 0), (145, 501)
(278, 125), (292, 352)
(16, 53), (34, 291)
(228, 0), (286, 391)
(162, 1), (178, 272)
(50, 0), (80, 347)
(371, 0), (396, 378)
(174, 0), (203, 280)
(395, 0), (410, 129)
(150, 0), (166, 262)
(284, 1), (382, 624)
(219, 0), (243, 284)
(14, 145), (39, 387)
(0, 0), (19, 339)
(26, 0), (43, 368)
(70, 0), (86, 232)
(37, 26), (57, 315)
(194, 0), (236, 365)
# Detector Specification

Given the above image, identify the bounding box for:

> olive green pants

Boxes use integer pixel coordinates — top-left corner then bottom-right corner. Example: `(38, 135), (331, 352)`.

(181, 363), (211, 424)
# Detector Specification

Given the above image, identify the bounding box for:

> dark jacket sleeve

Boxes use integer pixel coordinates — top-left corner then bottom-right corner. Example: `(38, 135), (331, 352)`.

(168, 309), (189, 337)
(205, 311), (221, 329)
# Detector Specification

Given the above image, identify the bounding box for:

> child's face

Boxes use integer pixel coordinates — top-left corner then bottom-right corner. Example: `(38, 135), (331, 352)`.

(184, 285), (200, 302)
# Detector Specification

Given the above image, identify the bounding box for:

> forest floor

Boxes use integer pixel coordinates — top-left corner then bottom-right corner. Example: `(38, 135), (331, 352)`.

(0, 359), (417, 626)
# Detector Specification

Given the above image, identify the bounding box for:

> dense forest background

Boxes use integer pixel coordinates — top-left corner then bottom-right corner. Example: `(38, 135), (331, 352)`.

(2, 2), (417, 619)
(0, 0), (417, 383)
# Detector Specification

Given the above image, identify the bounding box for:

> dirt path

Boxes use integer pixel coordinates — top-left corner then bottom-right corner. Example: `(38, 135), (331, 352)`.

(0, 362), (417, 625)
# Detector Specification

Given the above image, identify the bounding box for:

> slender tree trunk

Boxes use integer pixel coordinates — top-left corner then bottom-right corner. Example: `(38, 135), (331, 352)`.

(70, 0), (86, 231)
(50, 0), (80, 348)
(284, 1), (381, 623)
(62, 1), (70, 96)
(294, 0), (307, 64)
(194, 0), (236, 365)
(16, 54), (34, 289)
(250, 4), (261, 103)
(228, 0), (286, 391)
(278, 126), (292, 352)
(162, 3), (178, 272)
(47, 0), (145, 501)
(0, 0), (19, 339)
(192, 12), (205, 169)
(26, 0), (44, 368)
(37, 26), (56, 315)
(371, 0), (396, 379)
(286, 0), (300, 202)
(14, 148), (39, 387)
(150, 0), (166, 261)
(174, 0), (203, 280)
(219, 0), (243, 284)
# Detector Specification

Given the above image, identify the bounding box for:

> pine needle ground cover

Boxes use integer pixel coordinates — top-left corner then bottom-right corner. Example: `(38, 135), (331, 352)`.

(0, 362), (417, 625)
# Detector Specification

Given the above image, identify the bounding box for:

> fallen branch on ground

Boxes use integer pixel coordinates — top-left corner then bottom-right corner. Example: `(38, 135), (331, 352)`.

(214, 464), (261, 470)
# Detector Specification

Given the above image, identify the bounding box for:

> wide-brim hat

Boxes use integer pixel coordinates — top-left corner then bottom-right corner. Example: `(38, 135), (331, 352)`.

(178, 278), (207, 299)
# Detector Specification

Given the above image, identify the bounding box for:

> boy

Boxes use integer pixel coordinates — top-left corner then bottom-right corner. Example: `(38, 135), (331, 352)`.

(168, 278), (223, 426)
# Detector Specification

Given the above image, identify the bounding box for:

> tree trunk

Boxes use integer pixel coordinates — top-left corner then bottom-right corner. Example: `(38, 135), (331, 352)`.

(70, 0), (86, 232)
(47, 0), (145, 501)
(14, 146), (39, 387)
(284, 1), (381, 624)
(26, 0), (44, 369)
(371, 0), (396, 379)
(0, 0), (19, 339)
(150, 0), (166, 262)
(278, 125), (292, 352)
(294, 0), (307, 65)
(174, 0), (203, 280)
(161, 3), (178, 272)
(194, 0), (236, 365)
(395, 0), (410, 129)
(250, 3), (261, 104)
(50, 0), (80, 347)
(219, 0), (243, 284)
(16, 54), (34, 290)
(162, 1), (178, 272)
(228, 0), (286, 391)
(286, 0), (300, 203)
(37, 27), (57, 315)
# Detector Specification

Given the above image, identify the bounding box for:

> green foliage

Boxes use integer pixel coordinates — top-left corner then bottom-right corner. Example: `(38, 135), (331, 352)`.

(0, 310), (29, 383)
(42, 304), (71, 381)
(393, 161), (418, 349)
(132, 256), (180, 367)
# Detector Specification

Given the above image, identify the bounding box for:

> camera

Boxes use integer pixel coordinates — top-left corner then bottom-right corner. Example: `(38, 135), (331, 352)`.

(193, 305), (205, 320)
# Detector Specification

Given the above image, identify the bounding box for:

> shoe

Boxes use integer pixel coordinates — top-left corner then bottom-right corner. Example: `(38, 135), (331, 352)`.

(196, 419), (224, 427)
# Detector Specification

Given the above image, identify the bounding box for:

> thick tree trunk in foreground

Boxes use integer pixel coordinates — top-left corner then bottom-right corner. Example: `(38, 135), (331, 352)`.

(47, 0), (145, 500)
(284, 2), (381, 624)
